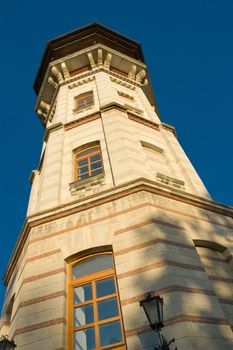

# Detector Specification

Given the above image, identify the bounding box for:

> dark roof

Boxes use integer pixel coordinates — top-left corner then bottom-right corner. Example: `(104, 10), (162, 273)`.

(33, 23), (145, 95)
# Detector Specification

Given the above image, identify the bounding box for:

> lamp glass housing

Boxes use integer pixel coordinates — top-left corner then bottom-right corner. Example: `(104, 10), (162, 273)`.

(0, 337), (16, 350)
(140, 293), (164, 330)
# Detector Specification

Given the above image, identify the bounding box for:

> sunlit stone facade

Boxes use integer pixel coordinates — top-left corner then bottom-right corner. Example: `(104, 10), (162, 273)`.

(0, 23), (232, 350)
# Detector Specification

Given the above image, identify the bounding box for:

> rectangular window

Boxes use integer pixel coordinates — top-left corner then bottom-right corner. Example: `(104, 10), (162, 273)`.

(74, 145), (103, 182)
(74, 91), (94, 112)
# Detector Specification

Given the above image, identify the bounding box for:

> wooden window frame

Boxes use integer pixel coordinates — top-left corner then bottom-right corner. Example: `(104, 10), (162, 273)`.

(68, 253), (126, 350)
(74, 91), (94, 112)
(74, 145), (104, 182)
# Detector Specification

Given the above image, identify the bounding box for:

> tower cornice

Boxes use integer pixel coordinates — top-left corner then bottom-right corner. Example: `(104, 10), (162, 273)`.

(35, 43), (158, 126)
(34, 25), (159, 125)
(34, 23), (145, 95)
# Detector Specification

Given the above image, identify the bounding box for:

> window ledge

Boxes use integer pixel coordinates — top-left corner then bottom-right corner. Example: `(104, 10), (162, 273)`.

(69, 173), (106, 195)
(73, 104), (94, 114)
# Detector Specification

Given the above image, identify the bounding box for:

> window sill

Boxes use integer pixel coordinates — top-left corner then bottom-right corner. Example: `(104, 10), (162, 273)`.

(73, 104), (94, 114)
(69, 173), (106, 195)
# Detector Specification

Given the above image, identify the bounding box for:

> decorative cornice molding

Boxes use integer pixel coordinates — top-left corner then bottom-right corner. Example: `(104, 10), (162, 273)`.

(110, 76), (135, 90)
(100, 102), (127, 113)
(64, 112), (101, 131)
(128, 113), (160, 131)
(37, 65), (145, 126)
(4, 178), (233, 287)
(43, 122), (63, 143)
(68, 75), (95, 89)
(34, 23), (146, 95)
(161, 122), (177, 138)
(3, 178), (233, 286)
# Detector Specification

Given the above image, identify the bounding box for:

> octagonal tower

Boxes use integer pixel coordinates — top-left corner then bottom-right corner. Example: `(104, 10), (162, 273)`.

(1, 23), (233, 350)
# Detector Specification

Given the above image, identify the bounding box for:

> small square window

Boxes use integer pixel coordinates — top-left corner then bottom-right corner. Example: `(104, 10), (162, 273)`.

(74, 91), (94, 112)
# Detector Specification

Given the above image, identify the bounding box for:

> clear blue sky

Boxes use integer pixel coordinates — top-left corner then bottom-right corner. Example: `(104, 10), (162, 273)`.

(0, 0), (232, 310)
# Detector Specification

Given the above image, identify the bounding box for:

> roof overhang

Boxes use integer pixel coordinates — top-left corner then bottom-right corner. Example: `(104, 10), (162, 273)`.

(34, 23), (145, 95)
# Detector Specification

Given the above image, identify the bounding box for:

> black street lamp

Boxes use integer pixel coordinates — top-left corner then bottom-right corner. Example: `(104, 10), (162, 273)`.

(0, 336), (16, 350)
(140, 292), (177, 350)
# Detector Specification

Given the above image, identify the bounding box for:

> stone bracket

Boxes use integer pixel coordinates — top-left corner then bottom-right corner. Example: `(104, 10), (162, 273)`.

(156, 172), (185, 190)
(69, 174), (106, 196)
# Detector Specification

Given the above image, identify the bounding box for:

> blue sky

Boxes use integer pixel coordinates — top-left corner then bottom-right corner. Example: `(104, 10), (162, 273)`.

(0, 0), (232, 310)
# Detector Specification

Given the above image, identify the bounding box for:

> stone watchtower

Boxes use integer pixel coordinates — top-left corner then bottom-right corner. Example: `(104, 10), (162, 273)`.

(0, 23), (233, 350)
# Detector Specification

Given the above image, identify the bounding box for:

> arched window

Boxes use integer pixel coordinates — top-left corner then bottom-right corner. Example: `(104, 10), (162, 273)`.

(195, 241), (233, 329)
(74, 145), (104, 182)
(68, 253), (126, 350)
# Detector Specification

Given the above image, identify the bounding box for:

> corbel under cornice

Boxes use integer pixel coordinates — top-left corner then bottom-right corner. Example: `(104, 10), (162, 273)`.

(35, 44), (150, 125)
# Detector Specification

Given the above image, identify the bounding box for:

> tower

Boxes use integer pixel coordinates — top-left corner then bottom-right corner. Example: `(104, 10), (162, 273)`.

(0, 23), (232, 350)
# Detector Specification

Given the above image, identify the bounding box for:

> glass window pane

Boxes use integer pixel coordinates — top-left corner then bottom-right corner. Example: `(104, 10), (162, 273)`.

(90, 161), (102, 170)
(74, 304), (94, 327)
(96, 277), (115, 298)
(86, 98), (93, 106)
(72, 255), (113, 279)
(77, 101), (85, 110)
(91, 169), (103, 176)
(90, 154), (101, 162)
(78, 159), (88, 167)
(78, 147), (99, 158)
(78, 166), (88, 174)
(74, 328), (95, 350)
(74, 284), (92, 304)
(78, 173), (90, 181)
(99, 321), (123, 347)
(98, 298), (119, 321)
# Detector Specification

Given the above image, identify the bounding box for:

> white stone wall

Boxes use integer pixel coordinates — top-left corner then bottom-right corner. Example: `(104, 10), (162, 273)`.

(2, 40), (232, 350)
(2, 189), (233, 349)
(27, 68), (211, 216)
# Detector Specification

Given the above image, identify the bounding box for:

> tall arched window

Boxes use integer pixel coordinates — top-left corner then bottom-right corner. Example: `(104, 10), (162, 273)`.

(68, 253), (126, 350)
(195, 241), (233, 330)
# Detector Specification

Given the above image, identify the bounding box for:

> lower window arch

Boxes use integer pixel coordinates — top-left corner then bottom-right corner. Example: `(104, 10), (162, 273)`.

(68, 252), (126, 350)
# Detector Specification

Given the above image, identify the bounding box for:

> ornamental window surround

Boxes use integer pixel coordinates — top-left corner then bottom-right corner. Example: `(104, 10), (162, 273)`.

(68, 253), (126, 350)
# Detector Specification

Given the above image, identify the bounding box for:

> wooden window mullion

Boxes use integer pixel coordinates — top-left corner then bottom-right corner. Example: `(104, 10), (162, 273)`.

(88, 157), (91, 176)
(93, 280), (100, 349)
(69, 255), (126, 350)
(74, 146), (103, 182)
(115, 276), (126, 348)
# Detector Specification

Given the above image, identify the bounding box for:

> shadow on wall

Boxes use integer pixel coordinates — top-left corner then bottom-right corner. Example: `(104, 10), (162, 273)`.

(114, 208), (233, 350)
(3, 198), (232, 350)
